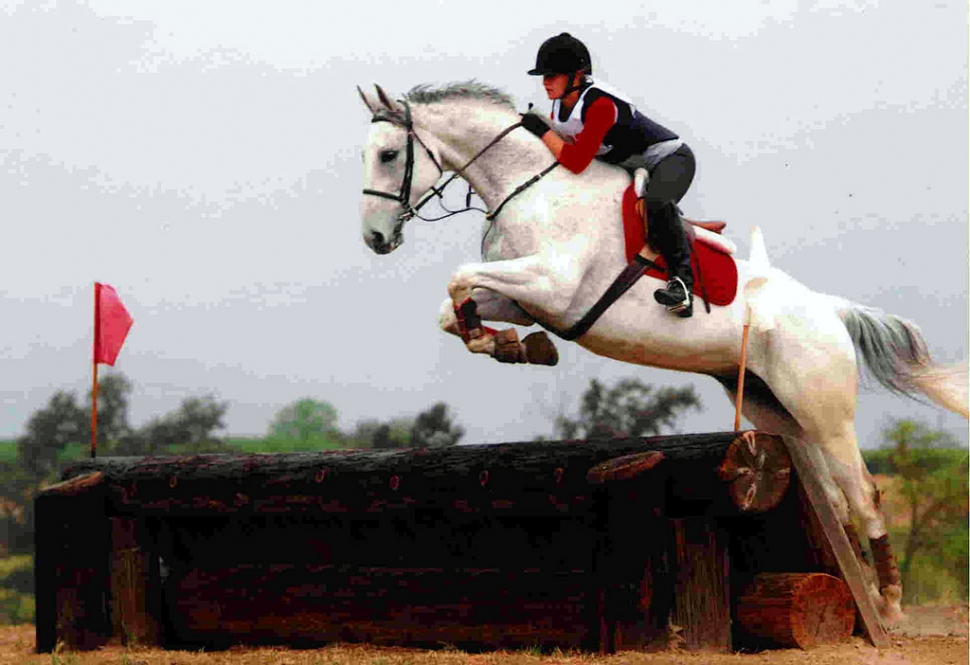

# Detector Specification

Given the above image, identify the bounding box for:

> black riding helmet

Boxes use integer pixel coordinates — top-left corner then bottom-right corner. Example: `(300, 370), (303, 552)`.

(527, 33), (592, 76)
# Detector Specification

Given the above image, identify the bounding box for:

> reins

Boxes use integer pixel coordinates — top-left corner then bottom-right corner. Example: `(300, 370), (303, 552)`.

(363, 99), (558, 226)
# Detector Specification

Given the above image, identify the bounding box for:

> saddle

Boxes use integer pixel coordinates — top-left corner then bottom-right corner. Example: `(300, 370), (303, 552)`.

(687, 219), (727, 234)
(622, 183), (738, 308)
(631, 168), (735, 255)
(537, 183), (739, 340)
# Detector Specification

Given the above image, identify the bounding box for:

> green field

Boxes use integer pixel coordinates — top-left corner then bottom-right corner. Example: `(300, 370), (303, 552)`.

(0, 437), (355, 466)
(0, 440), (15, 464)
(226, 436), (345, 454)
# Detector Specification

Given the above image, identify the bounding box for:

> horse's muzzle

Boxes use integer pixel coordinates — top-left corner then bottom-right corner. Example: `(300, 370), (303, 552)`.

(368, 230), (402, 255)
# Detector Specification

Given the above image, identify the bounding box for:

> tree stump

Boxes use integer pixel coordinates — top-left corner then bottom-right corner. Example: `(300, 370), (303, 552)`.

(736, 572), (854, 649)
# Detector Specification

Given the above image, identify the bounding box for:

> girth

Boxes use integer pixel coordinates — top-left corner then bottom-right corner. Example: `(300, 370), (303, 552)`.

(538, 254), (660, 341)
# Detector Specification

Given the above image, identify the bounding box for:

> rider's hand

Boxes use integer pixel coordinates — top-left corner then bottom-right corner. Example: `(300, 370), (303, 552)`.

(520, 113), (550, 139)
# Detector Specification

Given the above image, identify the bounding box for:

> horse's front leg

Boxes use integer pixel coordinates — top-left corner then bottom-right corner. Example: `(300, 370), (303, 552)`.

(446, 253), (577, 365)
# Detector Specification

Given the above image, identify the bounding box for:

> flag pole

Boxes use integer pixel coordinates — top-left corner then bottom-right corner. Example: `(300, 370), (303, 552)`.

(91, 283), (99, 459)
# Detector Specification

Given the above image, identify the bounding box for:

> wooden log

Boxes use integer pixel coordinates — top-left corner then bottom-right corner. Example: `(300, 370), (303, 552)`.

(42, 470), (104, 496)
(587, 451), (664, 484)
(162, 564), (594, 651)
(665, 432), (791, 516)
(588, 433), (790, 515)
(716, 432), (791, 513)
(736, 573), (854, 649)
(57, 432), (788, 519)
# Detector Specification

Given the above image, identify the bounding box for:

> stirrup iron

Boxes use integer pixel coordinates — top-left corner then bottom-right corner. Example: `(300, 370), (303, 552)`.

(657, 276), (691, 312)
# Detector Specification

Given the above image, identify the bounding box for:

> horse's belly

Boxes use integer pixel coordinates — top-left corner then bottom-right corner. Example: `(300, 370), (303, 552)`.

(575, 304), (742, 374)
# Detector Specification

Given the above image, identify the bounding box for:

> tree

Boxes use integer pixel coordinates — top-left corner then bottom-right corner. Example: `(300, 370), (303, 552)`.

(0, 460), (42, 555)
(268, 399), (339, 442)
(16, 391), (87, 478)
(552, 378), (701, 440)
(371, 417), (413, 450)
(16, 373), (136, 473)
(410, 403), (464, 448)
(881, 419), (968, 599)
(114, 395), (230, 455)
(87, 372), (133, 446)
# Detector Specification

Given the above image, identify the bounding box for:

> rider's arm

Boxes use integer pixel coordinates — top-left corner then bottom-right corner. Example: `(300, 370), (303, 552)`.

(542, 97), (616, 174)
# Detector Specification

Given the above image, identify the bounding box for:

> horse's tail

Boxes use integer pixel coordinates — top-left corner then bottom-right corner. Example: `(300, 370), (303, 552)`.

(836, 302), (969, 418)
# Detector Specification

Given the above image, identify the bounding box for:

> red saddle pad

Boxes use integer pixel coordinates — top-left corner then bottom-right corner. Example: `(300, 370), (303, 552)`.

(622, 185), (738, 307)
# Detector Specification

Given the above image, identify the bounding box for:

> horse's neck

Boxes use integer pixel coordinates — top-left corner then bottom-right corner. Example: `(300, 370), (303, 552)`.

(415, 100), (630, 265)
(416, 103), (553, 211)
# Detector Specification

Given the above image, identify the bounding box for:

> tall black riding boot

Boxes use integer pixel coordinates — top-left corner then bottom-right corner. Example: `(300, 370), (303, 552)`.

(649, 205), (694, 318)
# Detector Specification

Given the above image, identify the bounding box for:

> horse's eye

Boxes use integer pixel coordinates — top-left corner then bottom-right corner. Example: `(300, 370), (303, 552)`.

(380, 149), (399, 164)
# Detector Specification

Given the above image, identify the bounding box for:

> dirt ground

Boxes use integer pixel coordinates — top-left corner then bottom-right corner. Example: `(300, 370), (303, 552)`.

(1, 605), (965, 665)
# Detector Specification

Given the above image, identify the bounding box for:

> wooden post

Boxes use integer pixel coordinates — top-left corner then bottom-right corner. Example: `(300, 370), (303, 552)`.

(672, 518), (732, 651)
(35, 472), (112, 652)
(736, 573), (854, 649)
(110, 518), (162, 647)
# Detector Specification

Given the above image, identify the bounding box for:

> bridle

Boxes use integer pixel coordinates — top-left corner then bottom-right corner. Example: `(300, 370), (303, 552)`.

(362, 100), (445, 222)
(362, 98), (530, 224)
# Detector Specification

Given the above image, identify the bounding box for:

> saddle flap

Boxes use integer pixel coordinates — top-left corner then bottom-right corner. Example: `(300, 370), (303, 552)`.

(685, 218), (727, 234)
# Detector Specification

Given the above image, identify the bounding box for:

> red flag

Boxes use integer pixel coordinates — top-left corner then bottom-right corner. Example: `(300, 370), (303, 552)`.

(94, 282), (133, 365)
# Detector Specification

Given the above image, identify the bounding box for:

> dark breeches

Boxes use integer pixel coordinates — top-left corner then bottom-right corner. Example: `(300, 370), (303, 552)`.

(617, 144), (696, 285)
(643, 143), (695, 208)
(644, 145), (695, 268)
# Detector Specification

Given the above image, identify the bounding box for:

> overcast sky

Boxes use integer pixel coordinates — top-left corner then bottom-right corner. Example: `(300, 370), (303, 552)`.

(1, 0), (966, 448)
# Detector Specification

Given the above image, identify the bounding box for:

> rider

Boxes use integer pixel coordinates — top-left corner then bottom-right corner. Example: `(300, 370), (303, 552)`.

(521, 32), (697, 318)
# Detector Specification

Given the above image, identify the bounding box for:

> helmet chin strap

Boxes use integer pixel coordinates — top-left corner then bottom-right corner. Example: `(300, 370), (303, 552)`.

(557, 72), (590, 101)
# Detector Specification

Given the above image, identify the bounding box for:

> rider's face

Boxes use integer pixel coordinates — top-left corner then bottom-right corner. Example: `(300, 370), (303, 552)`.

(542, 73), (570, 99)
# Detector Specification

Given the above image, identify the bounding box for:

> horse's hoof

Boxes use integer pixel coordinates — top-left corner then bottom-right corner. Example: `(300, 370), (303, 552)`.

(877, 584), (906, 628)
(493, 328), (527, 364)
(523, 331), (559, 366)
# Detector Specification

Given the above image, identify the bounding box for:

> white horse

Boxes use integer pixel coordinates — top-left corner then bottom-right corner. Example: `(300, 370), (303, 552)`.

(357, 81), (968, 623)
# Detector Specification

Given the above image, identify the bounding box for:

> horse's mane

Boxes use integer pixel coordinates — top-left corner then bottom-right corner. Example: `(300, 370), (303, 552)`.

(404, 81), (515, 110)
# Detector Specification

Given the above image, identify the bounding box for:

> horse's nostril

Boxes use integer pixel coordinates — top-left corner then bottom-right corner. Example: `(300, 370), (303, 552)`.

(372, 231), (385, 247)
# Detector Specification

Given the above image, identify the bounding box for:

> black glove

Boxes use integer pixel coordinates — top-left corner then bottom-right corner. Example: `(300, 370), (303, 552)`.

(520, 113), (550, 139)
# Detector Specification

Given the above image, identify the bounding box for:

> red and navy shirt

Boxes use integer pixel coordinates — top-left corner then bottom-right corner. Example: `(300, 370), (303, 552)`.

(550, 79), (679, 174)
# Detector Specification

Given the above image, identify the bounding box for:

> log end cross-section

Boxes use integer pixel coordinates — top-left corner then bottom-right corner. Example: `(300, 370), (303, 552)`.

(717, 432), (791, 512)
(736, 572), (855, 649)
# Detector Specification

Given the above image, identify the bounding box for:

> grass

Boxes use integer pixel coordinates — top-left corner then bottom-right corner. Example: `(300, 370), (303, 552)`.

(1, 438), (351, 464)
(0, 557), (31, 580)
(0, 441), (16, 465)
(226, 437), (346, 454)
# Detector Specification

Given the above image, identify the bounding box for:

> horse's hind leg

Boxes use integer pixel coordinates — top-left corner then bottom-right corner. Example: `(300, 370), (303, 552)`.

(753, 318), (905, 624)
(720, 374), (902, 623)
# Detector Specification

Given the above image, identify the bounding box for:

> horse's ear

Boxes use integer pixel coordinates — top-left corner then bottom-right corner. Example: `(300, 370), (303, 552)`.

(374, 84), (396, 111)
(357, 85), (377, 114)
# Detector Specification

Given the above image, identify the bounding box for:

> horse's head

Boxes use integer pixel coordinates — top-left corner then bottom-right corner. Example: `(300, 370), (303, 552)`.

(358, 85), (443, 255)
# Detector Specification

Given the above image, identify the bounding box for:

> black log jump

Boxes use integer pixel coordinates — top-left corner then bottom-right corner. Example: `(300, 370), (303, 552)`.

(35, 431), (885, 653)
